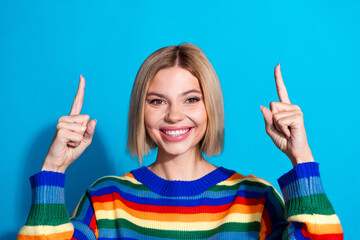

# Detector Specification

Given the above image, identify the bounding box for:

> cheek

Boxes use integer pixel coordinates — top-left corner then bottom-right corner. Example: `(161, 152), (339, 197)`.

(144, 107), (157, 128)
(190, 106), (208, 129)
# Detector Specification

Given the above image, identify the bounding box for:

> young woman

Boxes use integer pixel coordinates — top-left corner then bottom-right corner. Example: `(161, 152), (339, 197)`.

(18, 43), (343, 239)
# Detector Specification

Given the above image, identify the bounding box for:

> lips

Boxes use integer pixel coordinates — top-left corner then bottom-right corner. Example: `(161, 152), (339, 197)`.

(159, 126), (193, 142)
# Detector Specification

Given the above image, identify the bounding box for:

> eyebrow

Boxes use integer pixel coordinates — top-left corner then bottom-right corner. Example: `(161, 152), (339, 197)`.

(146, 89), (202, 98)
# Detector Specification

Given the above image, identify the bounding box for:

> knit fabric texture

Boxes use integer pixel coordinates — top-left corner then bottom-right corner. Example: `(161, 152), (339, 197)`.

(18, 162), (343, 239)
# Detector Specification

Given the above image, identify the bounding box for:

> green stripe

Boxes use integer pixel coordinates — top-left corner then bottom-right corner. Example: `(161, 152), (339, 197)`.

(209, 180), (272, 192)
(210, 181), (284, 209)
(285, 193), (335, 216)
(26, 204), (69, 226)
(71, 193), (87, 219)
(97, 219), (260, 239)
(91, 176), (151, 191)
(93, 177), (274, 193)
(282, 227), (290, 239)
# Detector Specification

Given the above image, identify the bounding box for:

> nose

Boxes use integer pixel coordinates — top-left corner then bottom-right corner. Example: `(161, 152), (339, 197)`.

(164, 103), (185, 123)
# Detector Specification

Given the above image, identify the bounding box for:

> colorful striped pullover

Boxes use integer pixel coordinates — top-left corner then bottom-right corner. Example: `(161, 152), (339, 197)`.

(18, 162), (343, 239)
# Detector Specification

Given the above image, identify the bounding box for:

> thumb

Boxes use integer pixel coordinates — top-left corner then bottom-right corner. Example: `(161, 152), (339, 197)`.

(83, 119), (97, 142)
(260, 106), (273, 133)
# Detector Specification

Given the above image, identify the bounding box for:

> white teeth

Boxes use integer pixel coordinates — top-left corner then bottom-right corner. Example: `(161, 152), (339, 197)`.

(163, 128), (190, 137)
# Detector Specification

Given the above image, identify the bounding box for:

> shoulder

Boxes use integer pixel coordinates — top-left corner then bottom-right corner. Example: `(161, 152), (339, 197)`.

(218, 168), (283, 199)
(87, 170), (143, 191)
(220, 167), (274, 188)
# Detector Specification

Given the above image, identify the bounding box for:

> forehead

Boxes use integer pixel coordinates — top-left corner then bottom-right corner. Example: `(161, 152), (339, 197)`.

(147, 67), (201, 93)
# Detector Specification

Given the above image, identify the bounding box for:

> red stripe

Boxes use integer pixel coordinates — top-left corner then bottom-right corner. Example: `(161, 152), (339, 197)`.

(91, 192), (265, 214)
(261, 207), (272, 236)
(89, 214), (97, 233)
(302, 228), (344, 240)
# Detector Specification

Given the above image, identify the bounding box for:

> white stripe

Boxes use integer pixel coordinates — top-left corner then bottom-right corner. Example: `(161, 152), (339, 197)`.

(288, 214), (341, 224)
(95, 208), (262, 231)
(18, 223), (73, 235)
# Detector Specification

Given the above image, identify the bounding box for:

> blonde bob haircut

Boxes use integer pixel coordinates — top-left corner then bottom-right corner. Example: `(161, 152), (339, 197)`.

(127, 43), (224, 164)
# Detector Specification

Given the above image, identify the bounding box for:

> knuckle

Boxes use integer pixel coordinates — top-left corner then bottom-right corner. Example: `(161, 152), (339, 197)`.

(269, 101), (278, 112)
(57, 128), (66, 136)
(276, 118), (284, 125)
(56, 122), (63, 130)
(58, 116), (66, 123)
(83, 114), (90, 122)
(272, 112), (280, 121)
(81, 125), (87, 132)
(73, 133), (82, 141)
(296, 113), (304, 120)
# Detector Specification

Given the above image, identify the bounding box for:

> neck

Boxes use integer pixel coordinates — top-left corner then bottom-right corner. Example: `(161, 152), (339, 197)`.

(148, 146), (217, 181)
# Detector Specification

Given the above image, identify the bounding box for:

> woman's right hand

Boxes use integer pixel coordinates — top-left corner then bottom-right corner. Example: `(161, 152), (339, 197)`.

(41, 75), (97, 173)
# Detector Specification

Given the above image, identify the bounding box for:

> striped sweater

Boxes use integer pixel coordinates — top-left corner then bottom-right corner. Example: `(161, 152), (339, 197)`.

(18, 162), (343, 239)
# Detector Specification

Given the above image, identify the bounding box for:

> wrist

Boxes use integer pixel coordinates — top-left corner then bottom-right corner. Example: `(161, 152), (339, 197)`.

(41, 157), (67, 173)
(290, 149), (315, 167)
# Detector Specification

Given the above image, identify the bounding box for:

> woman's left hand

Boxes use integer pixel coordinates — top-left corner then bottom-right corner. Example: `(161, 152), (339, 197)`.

(260, 63), (315, 167)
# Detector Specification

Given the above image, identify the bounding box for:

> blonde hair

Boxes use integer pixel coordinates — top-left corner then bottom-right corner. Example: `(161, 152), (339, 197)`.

(127, 43), (224, 164)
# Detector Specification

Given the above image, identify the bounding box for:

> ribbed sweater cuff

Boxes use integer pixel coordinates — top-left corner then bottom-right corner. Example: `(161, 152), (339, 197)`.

(30, 171), (66, 204)
(277, 162), (334, 216)
(26, 171), (69, 225)
(30, 171), (66, 188)
(278, 162), (320, 189)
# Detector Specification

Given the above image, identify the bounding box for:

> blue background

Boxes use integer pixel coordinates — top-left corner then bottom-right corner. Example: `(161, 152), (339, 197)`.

(0, 0), (358, 238)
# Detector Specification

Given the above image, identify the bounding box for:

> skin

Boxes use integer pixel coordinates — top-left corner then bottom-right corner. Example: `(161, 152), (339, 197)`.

(41, 75), (97, 173)
(144, 67), (216, 180)
(42, 63), (314, 177)
(260, 63), (314, 167)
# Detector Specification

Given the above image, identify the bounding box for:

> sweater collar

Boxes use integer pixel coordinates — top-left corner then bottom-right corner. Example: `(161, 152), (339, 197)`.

(130, 166), (235, 197)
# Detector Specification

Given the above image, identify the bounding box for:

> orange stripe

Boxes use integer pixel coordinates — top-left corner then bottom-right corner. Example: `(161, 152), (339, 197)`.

(93, 199), (264, 222)
(305, 222), (343, 235)
(123, 172), (134, 178)
(223, 172), (245, 181)
(17, 231), (73, 240)
(259, 207), (271, 240)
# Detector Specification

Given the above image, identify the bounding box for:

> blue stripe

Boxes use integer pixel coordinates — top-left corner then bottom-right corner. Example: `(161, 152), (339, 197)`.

(98, 228), (259, 240)
(281, 176), (324, 202)
(286, 223), (297, 240)
(262, 188), (286, 233)
(32, 185), (65, 204)
(89, 185), (267, 206)
(72, 221), (97, 240)
(30, 171), (66, 188)
(293, 222), (310, 240)
(83, 201), (94, 225)
(89, 177), (272, 201)
(131, 166), (235, 197)
(278, 162), (320, 189)
(71, 195), (91, 221)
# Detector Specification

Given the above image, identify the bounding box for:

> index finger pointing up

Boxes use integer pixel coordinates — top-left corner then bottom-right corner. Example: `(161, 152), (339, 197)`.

(69, 75), (85, 115)
(274, 63), (291, 104)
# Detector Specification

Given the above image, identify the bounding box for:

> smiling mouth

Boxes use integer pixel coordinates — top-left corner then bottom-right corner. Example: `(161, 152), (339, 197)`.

(160, 128), (192, 137)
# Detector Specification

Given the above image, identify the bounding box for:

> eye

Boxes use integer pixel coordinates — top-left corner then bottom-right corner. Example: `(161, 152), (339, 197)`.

(149, 99), (165, 105)
(186, 97), (200, 103)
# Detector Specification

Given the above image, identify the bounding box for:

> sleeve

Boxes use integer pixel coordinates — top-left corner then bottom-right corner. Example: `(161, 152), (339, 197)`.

(260, 162), (343, 240)
(17, 171), (99, 240)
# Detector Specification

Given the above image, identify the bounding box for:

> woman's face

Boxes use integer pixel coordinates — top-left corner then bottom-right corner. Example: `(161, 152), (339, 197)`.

(144, 67), (207, 157)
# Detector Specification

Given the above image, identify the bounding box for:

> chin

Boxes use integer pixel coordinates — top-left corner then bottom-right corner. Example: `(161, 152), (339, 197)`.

(158, 144), (197, 157)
